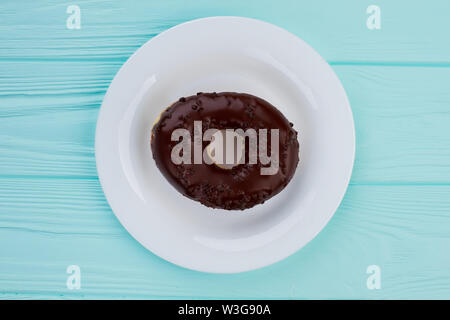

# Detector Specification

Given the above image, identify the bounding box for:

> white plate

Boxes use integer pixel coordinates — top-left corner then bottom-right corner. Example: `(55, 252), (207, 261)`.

(95, 17), (355, 273)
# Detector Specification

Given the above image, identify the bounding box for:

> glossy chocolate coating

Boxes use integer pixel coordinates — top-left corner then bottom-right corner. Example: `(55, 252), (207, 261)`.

(151, 92), (299, 210)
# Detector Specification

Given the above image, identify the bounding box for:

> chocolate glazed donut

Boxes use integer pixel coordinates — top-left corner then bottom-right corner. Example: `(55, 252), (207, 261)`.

(151, 92), (299, 210)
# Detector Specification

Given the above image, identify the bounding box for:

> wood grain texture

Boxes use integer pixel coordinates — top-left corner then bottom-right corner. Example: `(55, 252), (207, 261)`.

(1, 0), (450, 63)
(1, 65), (450, 183)
(1, 0), (450, 299)
(1, 180), (450, 299)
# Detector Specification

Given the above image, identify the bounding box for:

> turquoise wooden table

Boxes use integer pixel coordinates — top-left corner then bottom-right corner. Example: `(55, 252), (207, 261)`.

(1, 0), (450, 299)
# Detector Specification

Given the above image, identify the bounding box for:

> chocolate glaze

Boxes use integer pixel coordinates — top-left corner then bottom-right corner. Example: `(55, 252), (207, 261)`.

(151, 92), (299, 210)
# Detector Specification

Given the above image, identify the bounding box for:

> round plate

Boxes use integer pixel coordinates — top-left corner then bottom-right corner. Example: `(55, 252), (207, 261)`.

(95, 17), (355, 273)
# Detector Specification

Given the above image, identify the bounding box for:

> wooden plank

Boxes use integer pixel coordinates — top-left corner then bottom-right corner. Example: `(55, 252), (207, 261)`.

(336, 65), (450, 184)
(1, 65), (449, 183)
(1, 1), (450, 63)
(0, 179), (449, 299)
(1, 0), (450, 300)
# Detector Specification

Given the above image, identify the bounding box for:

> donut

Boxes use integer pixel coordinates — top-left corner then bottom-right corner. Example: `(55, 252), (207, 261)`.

(151, 92), (299, 210)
